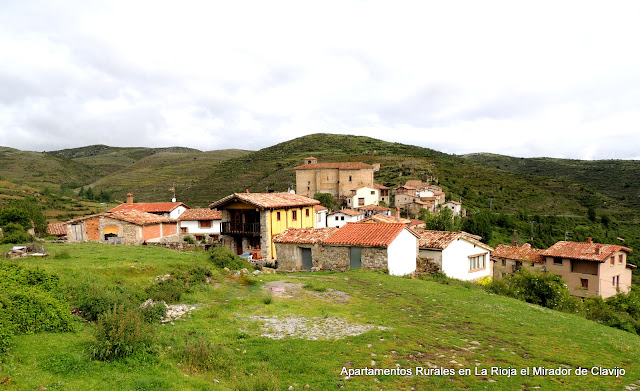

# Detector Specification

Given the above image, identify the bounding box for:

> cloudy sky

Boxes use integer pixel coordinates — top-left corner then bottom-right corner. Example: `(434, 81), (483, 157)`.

(1, 1), (639, 159)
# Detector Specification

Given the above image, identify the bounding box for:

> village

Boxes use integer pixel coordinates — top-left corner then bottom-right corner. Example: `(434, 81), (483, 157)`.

(49, 157), (635, 300)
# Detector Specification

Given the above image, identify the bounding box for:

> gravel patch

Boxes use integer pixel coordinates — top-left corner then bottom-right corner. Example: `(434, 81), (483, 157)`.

(264, 281), (351, 303)
(249, 315), (388, 340)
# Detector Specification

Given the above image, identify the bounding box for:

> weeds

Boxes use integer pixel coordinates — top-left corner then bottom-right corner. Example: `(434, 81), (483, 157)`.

(89, 305), (154, 361)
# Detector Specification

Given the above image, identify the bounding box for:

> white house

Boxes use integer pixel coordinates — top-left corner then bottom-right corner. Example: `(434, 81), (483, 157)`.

(346, 186), (379, 208)
(314, 205), (328, 228)
(443, 201), (462, 216)
(418, 230), (494, 281)
(111, 193), (189, 220)
(327, 209), (365, 228)
(177, 209), (222, 242)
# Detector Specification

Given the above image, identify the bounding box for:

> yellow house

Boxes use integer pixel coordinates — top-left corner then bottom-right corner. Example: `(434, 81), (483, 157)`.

(209, 192), (320, 260)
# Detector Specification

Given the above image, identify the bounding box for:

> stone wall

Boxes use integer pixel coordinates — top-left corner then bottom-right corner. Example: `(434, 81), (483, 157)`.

(416, 257), (440, 274)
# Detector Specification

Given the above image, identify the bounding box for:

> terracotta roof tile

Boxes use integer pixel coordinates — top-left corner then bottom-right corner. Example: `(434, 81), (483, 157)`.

(356, 205), (391, 211)
(178, 209), (222, 221)
(104, 210), (174, 225)
(492, 243), (545, 263)
(294, 162), (375, 170)
(210, 192), (320, 209)
(47, 223), (67, 236)
(314, 205), (328, 211)
(360, 214), (412, 225)
(324, 223), (414, 247)
(330, 209), (364, 217)
(541, 241), (632, 262)
(273, 227), (339, 244)
(110, 202), (188, 213)
(373, 183), (389, 190)
(418, 230), (492, 251)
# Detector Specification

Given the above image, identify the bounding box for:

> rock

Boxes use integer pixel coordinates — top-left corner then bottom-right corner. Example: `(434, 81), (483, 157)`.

(311, 267), (320, 272)
(252, 270), (262, 276)
(261, 267), (276, 274)
(223, 267), (231, 274)
(241, 268), (249, 275)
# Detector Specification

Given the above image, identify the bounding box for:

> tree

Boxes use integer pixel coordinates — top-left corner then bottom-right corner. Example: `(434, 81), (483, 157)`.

(587, 206), (597, 222)
(0, 207), (31, 229)
(420, 207), (461, 231)
(313, 193), (335, 210)
(462, 209), (492, 242)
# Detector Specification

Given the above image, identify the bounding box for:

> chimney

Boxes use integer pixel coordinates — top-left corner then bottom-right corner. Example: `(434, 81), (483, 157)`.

(395, 207), (400, 222)
(587, 237), (593, 244)
(245, 188), (250, 193)
(126, 193), (134, 204)
(595, 245), (601, 255)
(513, 241), (519, 247)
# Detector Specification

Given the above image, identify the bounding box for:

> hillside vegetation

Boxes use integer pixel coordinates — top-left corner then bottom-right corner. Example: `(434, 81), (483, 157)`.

(0, 243), (639, 390)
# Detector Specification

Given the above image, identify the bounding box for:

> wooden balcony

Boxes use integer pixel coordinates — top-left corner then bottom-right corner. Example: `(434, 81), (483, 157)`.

(221, 222), (260, 236)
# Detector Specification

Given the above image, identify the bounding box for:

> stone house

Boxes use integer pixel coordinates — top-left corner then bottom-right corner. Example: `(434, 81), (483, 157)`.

(177, 208), (222, 243)
(294, 158), (379, 200)
(327, 208), (365, 228)
(491, 242), (545, 279)
(209, 192), (320, 260)
(541, 238), (634, 299)
(47, 223), (67, 239)
(374, 183), (390, 205)
(356, 204), (392, 218)
(418, 230), (494, 281)
(110, 193), (189, 219)
(274, 222), (419, 276)
(66, 210), (178, 245)
(346, 186), (379, 208)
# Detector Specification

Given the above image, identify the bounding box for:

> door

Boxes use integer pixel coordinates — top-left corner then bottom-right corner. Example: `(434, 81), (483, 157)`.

(301, 248), (312, 270)
(350, 247), (362, 269)
(71, 224), (84, 241)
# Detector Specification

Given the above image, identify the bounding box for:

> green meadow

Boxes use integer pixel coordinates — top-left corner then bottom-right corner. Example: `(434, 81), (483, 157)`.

(1, 243), (639, 390)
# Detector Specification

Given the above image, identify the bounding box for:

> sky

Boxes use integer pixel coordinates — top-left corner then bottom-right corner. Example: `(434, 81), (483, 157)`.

(1, 1), (639, 160)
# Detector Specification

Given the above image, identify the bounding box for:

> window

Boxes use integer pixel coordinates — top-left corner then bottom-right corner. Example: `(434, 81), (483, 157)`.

(501, 260), (506, 267)
(358, 197), (365, 206)
(553, 258), (563, 265)
(371, 191), (375, 195)
(613, 276), (616, 287)
(581, 278), (589, 289)
(292, 211), (297, 221)
(199, 220), (212, 228)
(180, 227), (188, 233)
(305, 208), (310, 217)
(341, 216), (345, 221)
(307, 181), (310, 185)
(277, 212), (281, 221)
(531, 262), (535, 267)
(469, 254), (486, 271)
(611, 256), (615, 265)
(349, 176), (352, 182)
(619, 254), (624, 263)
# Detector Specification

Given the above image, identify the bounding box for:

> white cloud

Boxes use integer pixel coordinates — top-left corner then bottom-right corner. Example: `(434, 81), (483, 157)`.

(0, 0), (638, 159)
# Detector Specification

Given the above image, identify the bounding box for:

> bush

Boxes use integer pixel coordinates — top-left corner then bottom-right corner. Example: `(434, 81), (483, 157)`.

(209, 245), (254, 270)
(4, 287), (73, 334)
(90, 305), (154, 360)
(584, 297), (640, 334)
(0, 309), (14, 352)
(145, 280), (184, 303)
(71, 281), (141, 321)
(183, 236), (195, 245)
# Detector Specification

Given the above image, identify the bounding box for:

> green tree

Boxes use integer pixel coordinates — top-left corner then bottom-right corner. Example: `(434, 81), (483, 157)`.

(313, 193), (335, 210)
(420, 207), (461, 231)
(0, 207), (31, 229)
(587, 206), (597, 222)
(462, 209), (492, 242)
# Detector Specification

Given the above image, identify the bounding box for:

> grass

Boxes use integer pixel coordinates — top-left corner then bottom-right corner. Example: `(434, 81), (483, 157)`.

(0, 243), (639, 390)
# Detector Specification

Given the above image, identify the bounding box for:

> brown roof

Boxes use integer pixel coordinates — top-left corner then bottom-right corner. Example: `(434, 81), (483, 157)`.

(373, 183), (389, 190)
(541, 241), (632, 262)
(294, 162), (375, 170)
(47, 223), (67, 236)
(350, 186), (375, 191)
(360, 214), (412, 225)
(356, 205), (391, 211)
(209, 192), (320, 210)
(404, 180), (425, 188)
(178, 208), (222, 221)
(314, 205), (328, 211)
(445, 201), (462, 205)
(110, 202), (188, 213)
(418, 230), (492, 251)
(104, 210), (174, 225)
(324, 223), (416, 247)
(492, 243), (545, 263)
(330, 208), (364, 217)
(273, 227), (339, 244)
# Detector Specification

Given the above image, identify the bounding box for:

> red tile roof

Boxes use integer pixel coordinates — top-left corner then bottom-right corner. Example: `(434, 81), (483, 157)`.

(418, 230), (492, 251)
(373, 183), (389, 190)
(273, 227), (339, 244)
(541, 241), (632, 262)
(324, 223), (416, 247)
(210, 192), (320, 210)
(445, 201), (462, 205)
(294, 162), (375, 170)
(178, 208), (222, 221)
(47, 223), (67, 236)
(104, 210), (174, 225)
(350, 186), (376, 191)
(356, 205), (391, 211)
(360, 214), (412, 225)
(110, 202), (187, 213)
(330, 208), (364, 217)
(314, 205), (328, 211)
(492, 243), (544, 263)
(404, 180), (425, 188)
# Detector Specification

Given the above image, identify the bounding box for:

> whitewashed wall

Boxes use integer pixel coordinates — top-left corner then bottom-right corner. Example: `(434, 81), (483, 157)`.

(387, 228), (417, 276)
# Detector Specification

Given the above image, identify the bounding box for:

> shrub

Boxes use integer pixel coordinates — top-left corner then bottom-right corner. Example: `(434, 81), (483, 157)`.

(584, 297), (640, 334)
(145, 280), (184, 303)
(0, 309), (14, 352)
(89, 305), (154, 360)
(71, 281), (141, 321)
(4, 287), (73, 334)
(209, 245), (254, 270)
(175, 336), (234, 373)
(183, 236), (195, 245)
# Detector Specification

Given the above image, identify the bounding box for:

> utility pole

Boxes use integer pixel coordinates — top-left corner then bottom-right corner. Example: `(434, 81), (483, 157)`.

(489, 197), (494, 212)
(528, 220), (535, 240)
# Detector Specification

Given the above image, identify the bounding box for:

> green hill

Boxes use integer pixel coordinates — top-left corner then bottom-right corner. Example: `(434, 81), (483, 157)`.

(1, 243), (639, 390)
(462, 153), (640, 210)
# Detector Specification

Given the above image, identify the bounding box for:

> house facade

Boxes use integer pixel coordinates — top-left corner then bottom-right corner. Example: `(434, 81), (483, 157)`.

(418, 231), (494, 281)
(541, 238), (633, 299)
(274, 223), (418, 276)
(491, 242), (545, 279)
(314, 205), (328, 228)
(346, 186), (379, 208)
(374, 184), (390, 205)
(294, 158), (379, 200)
(209, 192), (320, 260)
(110, 193), (189, 219)
(178, 209), (222, 243)
(326, 209), (365, 228)
(66, 210), (178, 245)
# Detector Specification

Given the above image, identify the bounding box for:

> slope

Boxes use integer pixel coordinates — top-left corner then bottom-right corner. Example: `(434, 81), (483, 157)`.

(462, 153), (640, 210)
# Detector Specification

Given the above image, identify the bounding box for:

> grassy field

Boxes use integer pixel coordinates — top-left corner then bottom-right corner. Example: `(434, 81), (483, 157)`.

(1, 243), (639, 390)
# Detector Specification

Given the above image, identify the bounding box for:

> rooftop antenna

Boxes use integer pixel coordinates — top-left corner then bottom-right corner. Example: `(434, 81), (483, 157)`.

(169, 183), (176, 202)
